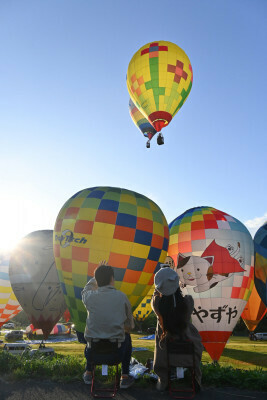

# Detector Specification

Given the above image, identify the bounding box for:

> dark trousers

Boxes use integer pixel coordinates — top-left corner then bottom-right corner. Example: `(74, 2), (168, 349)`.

(85, 333), (132, 375)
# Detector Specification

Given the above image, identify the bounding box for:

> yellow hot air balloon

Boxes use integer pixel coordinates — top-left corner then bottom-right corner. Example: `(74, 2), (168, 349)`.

(127, 41), (193, 145)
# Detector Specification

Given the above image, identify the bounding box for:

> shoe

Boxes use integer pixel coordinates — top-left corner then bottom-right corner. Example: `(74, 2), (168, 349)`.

(83, 372), (92, 385)
(120, 375), (135, 389)
(156, 380), (167, 391)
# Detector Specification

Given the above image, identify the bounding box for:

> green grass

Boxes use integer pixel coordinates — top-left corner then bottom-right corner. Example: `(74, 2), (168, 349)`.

(0, 332), (267, 390)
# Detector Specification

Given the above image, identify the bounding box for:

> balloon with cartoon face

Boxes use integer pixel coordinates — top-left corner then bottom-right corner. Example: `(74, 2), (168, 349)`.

(9, 230), (67, 339)
(168, 206), (254, 362)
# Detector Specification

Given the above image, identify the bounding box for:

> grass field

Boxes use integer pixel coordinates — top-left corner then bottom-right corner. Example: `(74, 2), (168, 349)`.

(1, 332), (265, 371)
(1, 332), (267, 389)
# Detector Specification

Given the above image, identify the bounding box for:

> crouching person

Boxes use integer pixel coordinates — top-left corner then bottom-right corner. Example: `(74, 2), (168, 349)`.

(81, 263), (135, 389)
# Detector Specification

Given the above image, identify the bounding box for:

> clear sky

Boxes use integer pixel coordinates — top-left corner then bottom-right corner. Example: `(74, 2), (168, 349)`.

(0, 0), (266, 251)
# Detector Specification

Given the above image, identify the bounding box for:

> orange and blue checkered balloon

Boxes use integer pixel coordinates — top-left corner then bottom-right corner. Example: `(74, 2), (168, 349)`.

(127, 41), (193, 133)
(53, 187), (169, 332)
(168, 206), (254, 361)
(254, 222), (267, 307)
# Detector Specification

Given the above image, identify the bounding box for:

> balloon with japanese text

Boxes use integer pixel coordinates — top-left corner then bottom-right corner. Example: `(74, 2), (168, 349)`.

(53, 187), (169, 333)
(241, 284), (266, 332)
(168, 206), (254, 361)
(0, 253), (21, 327)
(254, 222), (267, 307)
(127, 41), (193, 140)
(9, 231), (67, 339)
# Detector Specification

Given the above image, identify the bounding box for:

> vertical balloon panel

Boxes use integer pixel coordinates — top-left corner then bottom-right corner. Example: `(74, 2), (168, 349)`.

(0, 253), (21, 327)
(254, 222), (267, 307)
(53, 187), (169, 333)
(168, 206), (254, 361)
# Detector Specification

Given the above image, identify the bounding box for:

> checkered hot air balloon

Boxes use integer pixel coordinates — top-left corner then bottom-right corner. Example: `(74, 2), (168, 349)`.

(254, 222), (267, 307)
(53, 187), (169, 333)
(168, 206), (254, 362)
(127, 41), (193, 145)
(9, 230), (67, 339)
(0, 253), (21, 327)
(129, 98), (157, 148)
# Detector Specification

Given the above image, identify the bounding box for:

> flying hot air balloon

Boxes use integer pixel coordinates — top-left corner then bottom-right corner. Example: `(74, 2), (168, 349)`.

(241, 284), (266, 333)
(254, 222), (267, 307)
(129, 98), (157, 148)
(0, 253), (21, 327)
(127, 41), (193, 146)
(168, 206), (254, 362)
(53, 187), (169, 333)
(9, 230), (67, 339)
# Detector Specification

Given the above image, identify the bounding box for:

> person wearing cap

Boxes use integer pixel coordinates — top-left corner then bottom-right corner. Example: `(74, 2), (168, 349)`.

(152, 265), (203, 391)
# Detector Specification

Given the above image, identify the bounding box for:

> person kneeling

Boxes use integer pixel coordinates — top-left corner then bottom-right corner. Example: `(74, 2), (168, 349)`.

(82, 263), (135, 389)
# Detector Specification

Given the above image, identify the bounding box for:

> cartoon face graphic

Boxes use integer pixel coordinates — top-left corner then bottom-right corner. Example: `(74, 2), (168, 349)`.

(177, 255), (214, 287)
(177, 240), (245, 293)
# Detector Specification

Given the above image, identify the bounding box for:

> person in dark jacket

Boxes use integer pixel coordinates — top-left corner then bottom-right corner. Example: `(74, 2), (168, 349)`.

(152, 266), (203, 391)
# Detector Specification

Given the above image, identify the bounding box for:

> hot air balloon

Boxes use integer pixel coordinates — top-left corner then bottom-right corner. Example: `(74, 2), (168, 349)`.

(0, 253), (21, 327)
(254, 222), (267, 306)
(127, 41), (193, 146)
(129, 98), (157, 148)
(133, 286), (154, 322)
(241, 284), (266, 333)
(9, 230), (67, 339)
(26, 323), (70, 337)
(53, 187), (169, 333)
(168, 206), (254, 362)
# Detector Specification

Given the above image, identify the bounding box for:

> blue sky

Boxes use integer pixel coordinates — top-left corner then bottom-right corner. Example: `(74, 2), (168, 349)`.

(0, 0), (266, 250)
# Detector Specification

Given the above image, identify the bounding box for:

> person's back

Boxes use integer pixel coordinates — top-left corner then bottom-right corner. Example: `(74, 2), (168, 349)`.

(83, 283), (131, 342)
(81, 263), (135, 390)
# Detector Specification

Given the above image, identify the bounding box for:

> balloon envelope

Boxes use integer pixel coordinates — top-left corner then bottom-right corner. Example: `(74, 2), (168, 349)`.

(26, 322), (69, 336)
(168, 206), (254, 361)
(133, 286), (154, 322)
(127, 41), (193, 132)
(254, 222), (267, 306)
(9, 230), (67, 339)
(0, 253), (21, 327)
(53, 187), (169, 333)
(241, 284), (267, 332)
(129, 98), (157, 141)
